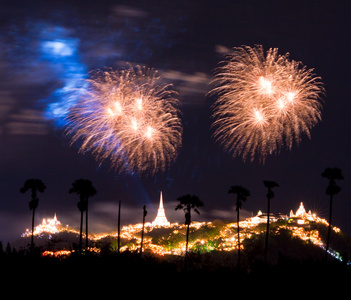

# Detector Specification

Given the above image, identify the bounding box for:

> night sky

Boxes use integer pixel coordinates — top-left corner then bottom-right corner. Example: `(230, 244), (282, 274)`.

(1, 0), (351, 243)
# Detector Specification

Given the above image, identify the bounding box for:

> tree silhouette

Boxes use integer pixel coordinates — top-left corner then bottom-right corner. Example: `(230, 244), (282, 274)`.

(117, 200), (121, 254)
(322, 167), (343, 261)
(175, 194), (204, 254)
(20, 178), (46, 253)
(263, 180), (279, 264)
(5, 242), (12, 255)
(228, 185), (250, 269)
(140, 205), (147, 255)
(69, 179), (97, 252)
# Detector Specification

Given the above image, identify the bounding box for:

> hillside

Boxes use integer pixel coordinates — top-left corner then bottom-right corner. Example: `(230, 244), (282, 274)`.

(9, 202), (351, 265)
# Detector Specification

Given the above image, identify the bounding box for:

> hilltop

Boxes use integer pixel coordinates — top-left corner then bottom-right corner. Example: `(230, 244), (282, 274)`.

(9, 202), (351, 266)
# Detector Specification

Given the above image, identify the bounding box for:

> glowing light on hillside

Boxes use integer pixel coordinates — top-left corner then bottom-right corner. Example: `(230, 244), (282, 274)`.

(22, 203), (342, 261)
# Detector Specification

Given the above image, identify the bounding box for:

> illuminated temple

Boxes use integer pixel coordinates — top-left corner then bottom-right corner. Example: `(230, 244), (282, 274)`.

(152, 191), (170, 227)
(21, 213), (75, 237)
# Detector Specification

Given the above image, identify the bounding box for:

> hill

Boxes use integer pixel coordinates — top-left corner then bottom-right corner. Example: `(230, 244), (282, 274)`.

(8, 202), (351, 265)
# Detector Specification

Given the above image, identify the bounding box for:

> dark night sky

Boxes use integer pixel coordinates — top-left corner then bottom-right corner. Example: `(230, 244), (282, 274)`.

(1, 0), (351, 243)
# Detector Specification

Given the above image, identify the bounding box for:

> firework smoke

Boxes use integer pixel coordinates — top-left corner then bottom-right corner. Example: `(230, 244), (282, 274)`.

(210, 45), (324, 162)
(66, 66), (182, 175)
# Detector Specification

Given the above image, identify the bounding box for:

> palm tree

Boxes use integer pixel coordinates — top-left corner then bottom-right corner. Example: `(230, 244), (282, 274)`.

(76, 194), (87, 253)
(117, 200), (121, 254)
(228, 185), (250, 269)
(140, 205), (147, 255)
(69, 179), (97, 252)
(20, 179), (46, 253)
(322, 167), (343, 261)
(175, 194), (204, 254)
(263, 180), (279, 264)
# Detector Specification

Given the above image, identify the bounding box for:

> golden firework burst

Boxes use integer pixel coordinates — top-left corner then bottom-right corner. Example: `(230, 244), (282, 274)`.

(210, 45), (324, 162)
(66, 66), (182, 175)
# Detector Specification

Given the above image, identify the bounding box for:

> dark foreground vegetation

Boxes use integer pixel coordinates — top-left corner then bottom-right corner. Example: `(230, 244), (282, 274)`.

(5, 220), (351, 294)
(1, 248), (350, 296)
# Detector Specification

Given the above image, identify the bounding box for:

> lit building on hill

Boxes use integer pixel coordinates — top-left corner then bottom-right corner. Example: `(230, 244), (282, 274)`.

(247, 202), (318, 226)
(248, 210), (288, 225)
(152, 191), (170, 227)
(289, 202), (316, 225)
(21, 213), (77, 237)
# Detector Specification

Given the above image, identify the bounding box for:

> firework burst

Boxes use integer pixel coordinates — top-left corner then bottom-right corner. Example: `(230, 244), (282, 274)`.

(66, 66), (182, 175)
(210, 45), (324, 162)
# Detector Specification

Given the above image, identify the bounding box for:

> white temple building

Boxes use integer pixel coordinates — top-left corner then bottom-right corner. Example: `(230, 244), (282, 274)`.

(22, 213), (64, 237)
(289, 202), (316, 225)
(152, 191), (170, 227)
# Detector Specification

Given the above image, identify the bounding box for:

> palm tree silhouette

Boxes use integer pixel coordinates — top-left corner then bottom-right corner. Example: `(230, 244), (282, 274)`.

(69, 179), (97, 252)
(175, 194), (204, 254)
(20, 179), (46, 253)
(263, 180), (279, 264)
(228, 185), (250, 269)
(117, 200), (121, 254)
(322, 167), (343, 261)
(140, 205), (147, 255)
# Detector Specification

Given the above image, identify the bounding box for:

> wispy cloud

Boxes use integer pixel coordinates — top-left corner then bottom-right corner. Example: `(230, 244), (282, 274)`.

(4, 109), (49, 135)
(112, 5), (148, 18)
(215, 44), (231, 54)
(162, 70), (211, 103)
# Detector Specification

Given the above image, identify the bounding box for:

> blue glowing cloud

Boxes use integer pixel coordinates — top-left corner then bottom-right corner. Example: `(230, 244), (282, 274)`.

(39, 28), (87, 127)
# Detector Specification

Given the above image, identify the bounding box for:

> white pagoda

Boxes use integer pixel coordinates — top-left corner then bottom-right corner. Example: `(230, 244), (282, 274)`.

(289, 202), (315, 225)
(290, 202), (313, 219)
(152, 191), (170, 227)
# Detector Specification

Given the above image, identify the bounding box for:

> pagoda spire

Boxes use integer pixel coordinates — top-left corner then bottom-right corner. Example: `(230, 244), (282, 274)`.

(159, 191), (164, 209)
(152, 191), (170, 227)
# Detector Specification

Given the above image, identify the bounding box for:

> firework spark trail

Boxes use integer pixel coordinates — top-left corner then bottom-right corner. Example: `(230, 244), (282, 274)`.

(66, 66), (182, 175)
(210, 45), (324, 162)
